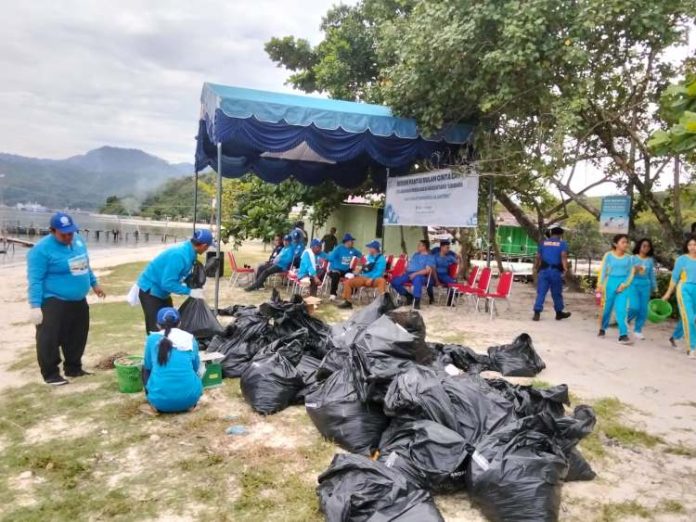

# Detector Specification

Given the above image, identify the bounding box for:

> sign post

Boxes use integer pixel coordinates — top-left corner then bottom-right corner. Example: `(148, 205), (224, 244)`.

(599, 196), (632, 234)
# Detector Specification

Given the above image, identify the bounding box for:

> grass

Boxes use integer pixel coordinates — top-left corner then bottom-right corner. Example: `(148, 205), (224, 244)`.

(599, 501), (652, 521)
(664, 444), (696, 458)
(98, 261), (147, 295)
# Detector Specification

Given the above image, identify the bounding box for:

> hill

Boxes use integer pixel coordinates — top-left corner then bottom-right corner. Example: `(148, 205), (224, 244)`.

(0, 146), (194, 210)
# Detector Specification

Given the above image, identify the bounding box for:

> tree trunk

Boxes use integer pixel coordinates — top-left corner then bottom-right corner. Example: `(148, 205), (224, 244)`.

(674, 156), (682, 234)
(458, 227), (473, 278)
(490, 222), (505, 274)
(494, 190), (543, 243)
(399, 226), (407, 255)
(421, 226), (429, 242)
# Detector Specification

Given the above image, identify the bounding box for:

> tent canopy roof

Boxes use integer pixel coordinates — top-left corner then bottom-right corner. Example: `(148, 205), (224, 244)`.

(195, 82), (475, 188)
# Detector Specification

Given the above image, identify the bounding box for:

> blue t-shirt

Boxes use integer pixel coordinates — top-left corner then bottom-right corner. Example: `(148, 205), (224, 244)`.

(143, 329), (203, 413)
(407, 252), (436, 274)
(137, 241), (197, 299)
(430, 247), (457, 276)
(599, 252), (634, 285)
(539, 238), (568, 267)
(671, 255), (696, 285)
(27, 234), (98, 307)
(273, 245), (294, 271)
(362, 254), (387, 279)
(632, 255), (657, 290)
(329, 244), (362, 272)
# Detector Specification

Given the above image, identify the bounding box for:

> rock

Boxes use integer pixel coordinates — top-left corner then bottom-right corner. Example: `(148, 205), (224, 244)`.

(149, 434), (160, 442)
(45, 462), (54, 471)
(19, 471), (33, 480)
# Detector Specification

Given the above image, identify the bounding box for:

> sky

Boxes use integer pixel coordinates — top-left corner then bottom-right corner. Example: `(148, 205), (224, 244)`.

(0, 0), (352, 164)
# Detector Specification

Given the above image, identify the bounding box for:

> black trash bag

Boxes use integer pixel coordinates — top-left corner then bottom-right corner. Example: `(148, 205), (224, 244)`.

(377, 419), (468, 493)
(305, 348), (389, 455)
(332, 292), (397, 348)
(566, 448), (596, 481)
(217, 304), (257, 316)
(294, 354), (322, 404)
(240, 330), (307, 414)
(184, 261), (206, 289)
(384, 367), (515, 444)
(386, 310), (432, 365)
(207, 312), (273, 378)
(317, 453), (444, 522)
(429, 343), (492, 374)
(487, 333), (546, 377)
(466, 416), (569, 522)
(486, 379), (569, 418)
(178, 297), (223, 339)
(204, 254), (220, 277)
(316, 347), (351, 381)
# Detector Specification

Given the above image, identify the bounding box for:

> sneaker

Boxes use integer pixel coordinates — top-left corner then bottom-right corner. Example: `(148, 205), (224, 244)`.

(598, 329), (606, 338)
(45, 376), (68, 386)
(65, 369), (92, 378)
(618, 335), (633, 345)
(555, 311), (571, 321)
(413, 299), (421, 310)
(336, 300), (353, 309)
(669, 337), (679, 349)
(633, 332), (645, 341)
(688, 350), (696, 360)
(532, 312), (540, 321)
(243, 286), (255, 292)
(329, 295), (337, 301)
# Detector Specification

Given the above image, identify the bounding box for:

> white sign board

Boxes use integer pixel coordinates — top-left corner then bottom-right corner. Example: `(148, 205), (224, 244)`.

(383, 168), (479, 227)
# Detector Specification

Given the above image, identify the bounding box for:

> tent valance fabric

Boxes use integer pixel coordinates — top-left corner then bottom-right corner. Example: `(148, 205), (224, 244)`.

(194, 83), (475, 188)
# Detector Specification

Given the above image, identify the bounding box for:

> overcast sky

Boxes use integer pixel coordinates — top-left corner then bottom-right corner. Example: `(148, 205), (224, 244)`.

(0, 0), (352, 164)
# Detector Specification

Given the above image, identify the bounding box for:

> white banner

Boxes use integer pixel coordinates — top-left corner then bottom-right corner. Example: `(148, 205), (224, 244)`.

(383, 168), (479, 227)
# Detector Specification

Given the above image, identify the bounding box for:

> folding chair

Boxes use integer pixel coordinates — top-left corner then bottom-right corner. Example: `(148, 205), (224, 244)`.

(227, 251), (255, 287)
(450, 267), (491, 308)
(434, 262), (460, 304)
(446, 265), (479, 304)
(481, 271), (514, 319)
(335, 256), (359, 298)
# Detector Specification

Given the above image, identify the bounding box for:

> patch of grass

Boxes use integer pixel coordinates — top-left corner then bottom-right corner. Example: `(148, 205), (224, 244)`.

(657, 499), (685, 513)
(7, 346), (35, 372)
(99, 261), (147, 295)
(664, 444), (696, 458)
(675, 400), (696, 408)
(530, 379), (553, 390)
(599, 501), (651, 521)
(579, 432), (606, 460)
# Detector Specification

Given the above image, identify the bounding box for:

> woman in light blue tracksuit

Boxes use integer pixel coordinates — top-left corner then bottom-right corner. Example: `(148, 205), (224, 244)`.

(663, 235), (696, 359)
(597, 234), (635, 344)
(627, 238), (657, 340)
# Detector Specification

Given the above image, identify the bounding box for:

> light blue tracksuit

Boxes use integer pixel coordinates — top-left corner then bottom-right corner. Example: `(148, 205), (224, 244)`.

(671, 255), (696, 351)
(627, 256), (657, 334)
(137, 241), (197, 299)
(598, 252), (635, 337)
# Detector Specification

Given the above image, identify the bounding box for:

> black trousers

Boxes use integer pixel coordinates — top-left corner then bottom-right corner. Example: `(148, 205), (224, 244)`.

(328, 270), (348, 296)
(36, 298), (89, 380)
(252, 264), (283, 288)
(139, 289), (173, 335)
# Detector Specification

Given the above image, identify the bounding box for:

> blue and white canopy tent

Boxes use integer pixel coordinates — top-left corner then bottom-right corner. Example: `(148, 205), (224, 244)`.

(193, 82), (475, 310)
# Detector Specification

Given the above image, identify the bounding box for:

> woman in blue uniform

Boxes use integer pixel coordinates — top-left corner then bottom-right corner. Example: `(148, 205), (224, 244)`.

(627, 238), (657, 340)
(142, 308), (203, 413)
(597, 234), (635, 344)
(662, 235), (696, 359)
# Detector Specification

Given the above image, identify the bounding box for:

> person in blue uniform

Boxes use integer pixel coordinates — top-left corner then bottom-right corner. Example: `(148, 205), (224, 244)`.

(627, 238), (658, 340)
(390, 240), (436, 310)
(327, 233), (362, 300)
(533, 227), (571, 321)
(27, 212), (106, 385)
(137, 229), (213, 334)
(597, 234), (635, 344)
(337, 240), (388, 309)
(245, 235), (294, 291)
(256, 234), (283, 274)
(142, 307), (203, 413)
(297, 239), (324, 296)
(427, 239), (458, 304)
(290, 229), (306, 269)
(662, 235), (696, 358)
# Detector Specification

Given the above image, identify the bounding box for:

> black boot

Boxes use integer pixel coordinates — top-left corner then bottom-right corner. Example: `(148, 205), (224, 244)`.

(337, 300), (353, 309)
(413, 298), (421, 310)
(555, 311), (571, 320)
(532, 312), (540, 321)
(404, 294), (414, 306)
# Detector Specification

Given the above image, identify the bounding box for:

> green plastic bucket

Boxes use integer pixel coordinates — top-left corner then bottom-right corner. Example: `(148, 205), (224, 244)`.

(648, 299), (672, 324)
(114, 355), (144, 393)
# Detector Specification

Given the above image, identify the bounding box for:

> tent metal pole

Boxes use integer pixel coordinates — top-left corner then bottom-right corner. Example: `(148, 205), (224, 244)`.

(487, 176), (494, 269)
(214, 143), (222, 315)
(192, 169), (199, 233)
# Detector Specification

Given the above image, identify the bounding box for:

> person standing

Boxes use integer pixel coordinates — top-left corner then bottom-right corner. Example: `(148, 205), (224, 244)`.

(337, 240), (387, 309)
(390, 240), (435, 310)
(322, 227), (338, 254)
(27, 212), (106, 385)
(327, 233), (362, 300)
(532, 227), (572, 321)
(137, 229), (213, 334)
(662, 235), (696, 358)
(297, 239), (324, 297)
(245, 235), (294, 291)
(627, 238), (658, 340)
(428, 239), (459, 305)
(597, 234), (635, 344)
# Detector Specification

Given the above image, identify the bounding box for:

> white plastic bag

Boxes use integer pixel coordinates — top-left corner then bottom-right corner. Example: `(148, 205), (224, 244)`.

(126, 283), (140, 307)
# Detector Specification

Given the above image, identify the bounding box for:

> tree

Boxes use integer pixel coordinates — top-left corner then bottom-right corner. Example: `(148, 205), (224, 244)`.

(648, 73), (696, 161)
(100, 196), (127, 216)
(140, 175), (214, 222)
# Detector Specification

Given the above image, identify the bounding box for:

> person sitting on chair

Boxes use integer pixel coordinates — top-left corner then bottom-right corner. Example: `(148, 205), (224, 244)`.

(337, 240), (387, 309)
(327, 233), (362, 300)
(257, 234), (283, 274)
(297, 239), (324, 297)
(142, 307), (203, 413)
(427, 239), (459, 305)
(245, 235), (294, 292)
(290, 229), (306, 269)
(390, 240), (435, 310)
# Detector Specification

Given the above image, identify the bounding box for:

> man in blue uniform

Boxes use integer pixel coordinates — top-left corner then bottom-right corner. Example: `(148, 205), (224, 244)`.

(533, 226), (571, 321)
(427, 239), (458, 304)
(298, 239), (324, 296)
(390, 240), (435, 310)
(27, 212), (106, 385)
(245, 234), (294, 291)
(327, 233), (362, 300)
(290, 229), (306, 269)
(137, 229), (214, 334)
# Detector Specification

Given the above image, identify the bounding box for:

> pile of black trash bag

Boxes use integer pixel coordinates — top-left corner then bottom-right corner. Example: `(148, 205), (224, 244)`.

(178, 261), (224, 340)
(215, 292), (597, 521)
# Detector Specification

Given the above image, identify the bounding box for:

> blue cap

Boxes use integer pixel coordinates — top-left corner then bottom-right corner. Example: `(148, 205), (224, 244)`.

(50, 212), (78, 233)
(283, 234), (292, 241)
(192, 229), (214, 246)
(291, 230), (302, 241)
(310, 238), (321, 248)
(342, 233), (356, 242)
(440, 239), (451, 246)
(156, 307), (180, 326)
(366, 240), (381, 251)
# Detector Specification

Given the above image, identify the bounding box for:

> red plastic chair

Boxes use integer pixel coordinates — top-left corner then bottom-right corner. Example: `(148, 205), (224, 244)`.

(434, 262), (460, 304)
(446, 264), (478, 303)
(481, 271), (514, 319)
(227, 252), (255, 287)
(386, 256), (407, 282)
(450, 267), (492, 308)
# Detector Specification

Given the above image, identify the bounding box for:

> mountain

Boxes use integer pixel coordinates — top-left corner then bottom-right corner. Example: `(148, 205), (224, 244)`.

(0, 146), (194, 210)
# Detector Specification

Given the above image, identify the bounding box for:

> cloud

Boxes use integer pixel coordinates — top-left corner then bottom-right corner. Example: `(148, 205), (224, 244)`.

(0, 0), (353, 163)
